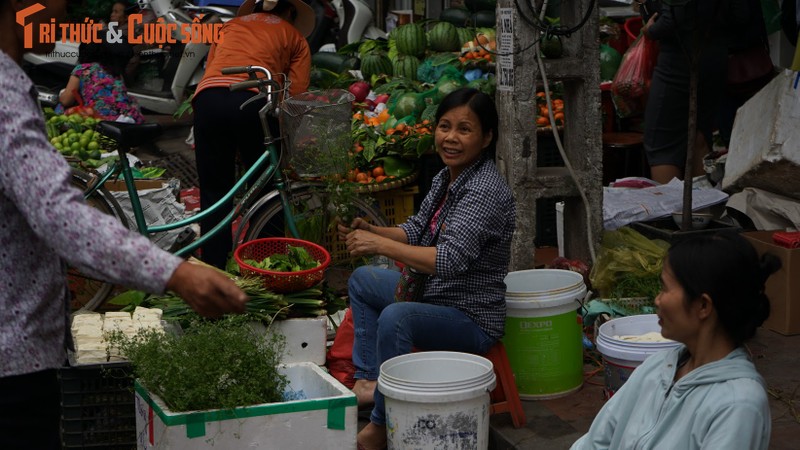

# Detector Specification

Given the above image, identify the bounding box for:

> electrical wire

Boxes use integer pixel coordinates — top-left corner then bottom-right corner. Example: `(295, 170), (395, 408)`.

(514, 0), (596, 37)
(531, 0), (598, 264)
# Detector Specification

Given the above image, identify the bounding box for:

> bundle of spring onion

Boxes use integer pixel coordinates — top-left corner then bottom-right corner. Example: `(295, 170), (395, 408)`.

(118, 259), (347, 325)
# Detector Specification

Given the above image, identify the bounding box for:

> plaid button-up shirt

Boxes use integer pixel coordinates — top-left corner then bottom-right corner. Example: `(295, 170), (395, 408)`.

(400, 156), (516, 339)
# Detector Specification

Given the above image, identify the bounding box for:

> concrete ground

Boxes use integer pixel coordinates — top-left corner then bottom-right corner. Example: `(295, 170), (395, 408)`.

(145, 116), (800, 450)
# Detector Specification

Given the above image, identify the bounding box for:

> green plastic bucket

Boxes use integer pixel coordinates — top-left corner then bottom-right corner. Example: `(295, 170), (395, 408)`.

(502, 269), (586, 399)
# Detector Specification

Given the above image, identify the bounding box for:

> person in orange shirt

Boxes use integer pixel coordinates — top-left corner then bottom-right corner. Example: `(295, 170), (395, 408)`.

(193, 0), (313, 268)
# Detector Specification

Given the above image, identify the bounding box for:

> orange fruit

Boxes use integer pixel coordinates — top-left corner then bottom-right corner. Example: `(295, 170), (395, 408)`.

(356, 172), (368, 183)
(372, 166), (385, 177)
(554, 112), (565, 122)
(536, 117), (549, 126)
(375, 175), (387, 183)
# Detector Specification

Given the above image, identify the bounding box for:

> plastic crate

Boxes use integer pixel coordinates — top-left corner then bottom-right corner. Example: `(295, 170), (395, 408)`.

(59, 363), (136, 449)
(374, 185), (418, 226)
(322, 185), (419, 265)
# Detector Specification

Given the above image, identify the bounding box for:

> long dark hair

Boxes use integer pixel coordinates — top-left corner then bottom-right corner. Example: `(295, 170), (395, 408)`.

(434, 87), (499, 160)
(666, 232), (781, 346)
(77, 41), (132, 78)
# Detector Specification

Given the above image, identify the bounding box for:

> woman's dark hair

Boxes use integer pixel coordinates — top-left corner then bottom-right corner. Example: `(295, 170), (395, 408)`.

(254, 0), (297, 22)
(435, 87), (499, 159)
(666, 231), (781, 346)
(78, 41), (133, 78)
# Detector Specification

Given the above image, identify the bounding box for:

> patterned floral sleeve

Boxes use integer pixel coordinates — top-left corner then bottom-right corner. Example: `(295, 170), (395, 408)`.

(0, 54), (182, 295)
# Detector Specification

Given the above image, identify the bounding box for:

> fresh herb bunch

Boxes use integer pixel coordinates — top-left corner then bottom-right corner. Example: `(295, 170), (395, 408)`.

(609, 273), (662, 301)
(108, 316), (288, 412)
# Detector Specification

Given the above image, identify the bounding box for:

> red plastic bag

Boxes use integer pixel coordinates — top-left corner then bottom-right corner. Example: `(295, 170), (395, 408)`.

(326, 308), (355, 389)
(611, 34), (658, 118)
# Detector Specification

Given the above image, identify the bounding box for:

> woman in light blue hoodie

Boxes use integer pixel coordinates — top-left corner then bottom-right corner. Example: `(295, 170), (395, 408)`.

(573, 232), (781, 450)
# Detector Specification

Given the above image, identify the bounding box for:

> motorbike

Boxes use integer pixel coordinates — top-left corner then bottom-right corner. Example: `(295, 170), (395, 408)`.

(25, 0), (235, 115)
(307, 0), (387, 53)
(27, 0), (386, 114)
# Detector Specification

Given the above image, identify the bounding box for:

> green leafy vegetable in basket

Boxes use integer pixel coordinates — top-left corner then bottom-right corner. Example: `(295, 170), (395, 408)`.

(245, 245), (321, 272)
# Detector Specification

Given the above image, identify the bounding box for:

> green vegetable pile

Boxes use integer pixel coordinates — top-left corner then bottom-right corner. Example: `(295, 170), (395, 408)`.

(244, 245), (321, 272)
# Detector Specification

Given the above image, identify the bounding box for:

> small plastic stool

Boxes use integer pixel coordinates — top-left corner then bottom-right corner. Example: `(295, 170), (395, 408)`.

(602, 131), (650, 185)
(485, 342), (526, 428)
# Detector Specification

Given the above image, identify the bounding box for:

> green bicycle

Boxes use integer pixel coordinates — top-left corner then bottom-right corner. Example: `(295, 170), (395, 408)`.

(69, 65), (388, 310)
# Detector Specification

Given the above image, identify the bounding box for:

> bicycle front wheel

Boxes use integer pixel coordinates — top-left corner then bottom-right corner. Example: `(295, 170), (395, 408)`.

(68, 169), (131, 311)
(243, 186), (394, 273)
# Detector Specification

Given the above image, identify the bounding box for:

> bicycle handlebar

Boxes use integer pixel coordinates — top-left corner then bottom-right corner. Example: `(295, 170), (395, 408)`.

(221, 66), (252, 75)
(229, 80), (262, 91)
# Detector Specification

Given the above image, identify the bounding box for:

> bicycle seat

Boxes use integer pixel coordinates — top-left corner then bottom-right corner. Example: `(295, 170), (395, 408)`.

(98, 121), (162, 148)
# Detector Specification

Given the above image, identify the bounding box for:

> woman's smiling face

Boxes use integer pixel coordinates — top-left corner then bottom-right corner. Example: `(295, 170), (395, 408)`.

(434, 105), (492, 179)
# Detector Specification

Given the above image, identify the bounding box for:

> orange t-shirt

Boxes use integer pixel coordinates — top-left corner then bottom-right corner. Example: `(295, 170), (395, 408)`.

(195, 13), (311, 97)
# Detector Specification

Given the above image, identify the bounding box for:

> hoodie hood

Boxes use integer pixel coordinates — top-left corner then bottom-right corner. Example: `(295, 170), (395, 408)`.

(661, 346), (766, 395)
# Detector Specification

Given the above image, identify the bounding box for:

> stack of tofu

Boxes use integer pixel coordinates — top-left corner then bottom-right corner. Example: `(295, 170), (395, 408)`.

(70, 307), (164, 365)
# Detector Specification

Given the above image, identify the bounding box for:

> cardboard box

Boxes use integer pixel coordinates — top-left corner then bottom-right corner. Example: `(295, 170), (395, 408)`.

(742, 231), (800, 335)
(135, 362), (357, 449)
(104, 178), (168, 192)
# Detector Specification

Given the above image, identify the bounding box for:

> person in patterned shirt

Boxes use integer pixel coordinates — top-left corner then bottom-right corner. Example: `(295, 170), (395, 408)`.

(1, 1), (248, 448)
(338, 88), (517, 450)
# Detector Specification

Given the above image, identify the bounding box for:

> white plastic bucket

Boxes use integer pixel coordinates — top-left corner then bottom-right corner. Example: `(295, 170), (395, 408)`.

(503, 269), (586, 399)
(378, 351), (496, 450)
(596, 314), (682, 398)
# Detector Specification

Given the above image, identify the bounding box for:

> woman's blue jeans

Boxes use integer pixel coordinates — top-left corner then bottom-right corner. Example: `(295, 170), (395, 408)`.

(348, 265), (496, 426)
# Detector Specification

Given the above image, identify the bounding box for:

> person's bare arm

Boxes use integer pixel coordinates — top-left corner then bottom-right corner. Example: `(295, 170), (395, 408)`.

(237, 0), (256, 16)
(337, 217), (408, 244)
(341, 218), (438, 274)
(59, 76), (80, 106)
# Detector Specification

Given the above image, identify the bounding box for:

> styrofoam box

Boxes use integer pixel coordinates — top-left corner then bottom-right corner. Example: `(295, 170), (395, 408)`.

(723, 69), (800, 198)
(269, 316), (328, 365)
(135, 362), (357, 449)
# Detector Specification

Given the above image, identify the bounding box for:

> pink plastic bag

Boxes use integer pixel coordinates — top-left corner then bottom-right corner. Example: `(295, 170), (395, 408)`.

(611, 35), (659, 118)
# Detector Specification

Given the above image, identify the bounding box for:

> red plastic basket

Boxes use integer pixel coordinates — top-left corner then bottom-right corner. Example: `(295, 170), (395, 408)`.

(234, 238), (331, 293)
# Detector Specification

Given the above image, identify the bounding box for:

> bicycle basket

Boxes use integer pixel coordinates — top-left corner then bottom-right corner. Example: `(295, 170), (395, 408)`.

(234, 238), (331, 293)
(280, 89), (355, 178)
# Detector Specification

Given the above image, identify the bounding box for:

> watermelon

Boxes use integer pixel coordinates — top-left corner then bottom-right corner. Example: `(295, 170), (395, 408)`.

(311, 52), (359, 73)
(428, 22), (461, 52)
(439, 7), (471, 28)
(394, 23), (427, 58)
(360, 52), (393, 80)
(470, 10), (496, 28)
(456, 27), (476, 46)
(309, 66), (338, 89)
(392, 55), (420, 81)
(464, 0), (496, 13)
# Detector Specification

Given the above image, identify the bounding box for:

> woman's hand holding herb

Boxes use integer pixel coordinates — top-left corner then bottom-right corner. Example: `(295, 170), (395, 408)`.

(165, 261), (248, 318)
(336, 217), (371, 241)
(344, 228), (387, 257)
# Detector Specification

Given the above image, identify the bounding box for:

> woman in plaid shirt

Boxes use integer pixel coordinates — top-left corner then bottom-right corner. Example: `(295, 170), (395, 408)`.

(339, 88), (516, 450)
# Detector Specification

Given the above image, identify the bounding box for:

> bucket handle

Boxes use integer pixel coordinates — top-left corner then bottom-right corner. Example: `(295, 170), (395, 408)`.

(576, 290), (593, 312)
